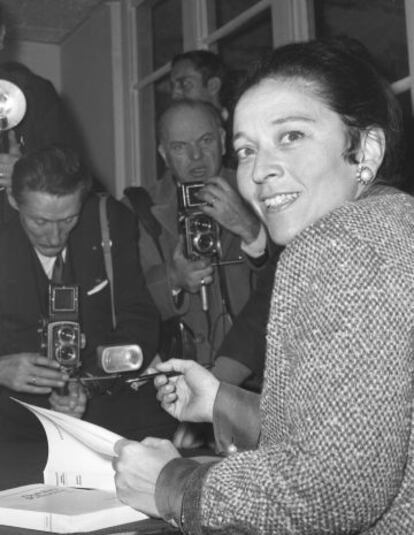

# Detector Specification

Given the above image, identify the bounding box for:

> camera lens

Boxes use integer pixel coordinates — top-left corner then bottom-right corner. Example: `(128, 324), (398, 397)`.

(55, 344), (77, 364)
(194, 233), (214, 254)
(191, 214), (213, 232)
(57, 325), (76, 343)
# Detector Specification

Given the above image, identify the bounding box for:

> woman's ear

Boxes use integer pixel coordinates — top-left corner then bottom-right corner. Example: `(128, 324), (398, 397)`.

(358, 127), (385, 176)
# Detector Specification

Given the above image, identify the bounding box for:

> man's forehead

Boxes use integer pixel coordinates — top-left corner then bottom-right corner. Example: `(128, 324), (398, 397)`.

(18, 188), (83, 211)
(164, 107), (217, 136)
(171, 60), (201, 80)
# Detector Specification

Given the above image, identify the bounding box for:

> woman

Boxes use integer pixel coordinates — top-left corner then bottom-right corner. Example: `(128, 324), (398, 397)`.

(114, 38), (414, 534)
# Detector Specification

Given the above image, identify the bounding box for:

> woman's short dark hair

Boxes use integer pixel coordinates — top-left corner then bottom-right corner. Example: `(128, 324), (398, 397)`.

(12, 144), (92, 204)
(236, 37), (402, 180)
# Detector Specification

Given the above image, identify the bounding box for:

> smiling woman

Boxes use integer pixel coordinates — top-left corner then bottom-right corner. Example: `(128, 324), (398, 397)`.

(233, 37), (400, 246)
(113, 38), (414, 535)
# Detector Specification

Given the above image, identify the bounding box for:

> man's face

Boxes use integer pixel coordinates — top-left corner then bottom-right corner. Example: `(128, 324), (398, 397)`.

(16, 189), (83, 257)
(159, 106), (225, 183)
(170, 60), (214, 103)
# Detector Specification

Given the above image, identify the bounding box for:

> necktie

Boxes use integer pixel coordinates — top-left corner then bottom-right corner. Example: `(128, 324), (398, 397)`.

(52, 252), (65, 284)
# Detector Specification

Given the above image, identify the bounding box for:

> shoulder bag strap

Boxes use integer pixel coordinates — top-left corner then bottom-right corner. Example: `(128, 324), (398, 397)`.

(98, 193), (116, 329)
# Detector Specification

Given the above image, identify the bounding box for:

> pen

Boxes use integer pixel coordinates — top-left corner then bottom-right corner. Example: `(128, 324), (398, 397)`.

(125, 370), (182, 384)
(68, 370), (182, 384)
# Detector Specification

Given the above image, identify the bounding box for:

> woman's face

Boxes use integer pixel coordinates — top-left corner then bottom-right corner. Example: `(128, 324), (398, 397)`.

(234, 77), (360, 245)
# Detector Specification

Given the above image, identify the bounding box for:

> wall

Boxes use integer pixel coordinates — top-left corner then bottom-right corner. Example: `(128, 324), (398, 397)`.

(2, 40), (61, 91)
(61, 2), (116, 194)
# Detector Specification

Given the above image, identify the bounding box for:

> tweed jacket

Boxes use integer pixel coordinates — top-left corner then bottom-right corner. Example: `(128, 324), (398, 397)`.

(0, 193), (163, 440)
(139, 169), (255, 365)
(161, 186), (414, 534)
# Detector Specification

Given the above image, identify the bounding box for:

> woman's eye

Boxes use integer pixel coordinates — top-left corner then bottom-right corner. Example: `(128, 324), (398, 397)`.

(235, 147), (254, 161)
(280, 131), (304, 144)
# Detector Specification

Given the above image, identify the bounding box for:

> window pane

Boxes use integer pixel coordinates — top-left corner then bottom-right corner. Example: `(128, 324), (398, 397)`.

(216, 9), (272, 109)
(314, 0), (408, 82)
(154, 74), (172, 177)
(136, 0), (182, 76)
(214, 0), (263, 27)
(152, 0), (182, 70)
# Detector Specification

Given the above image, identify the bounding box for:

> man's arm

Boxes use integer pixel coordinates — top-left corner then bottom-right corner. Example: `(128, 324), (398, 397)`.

(139, 219), (213, 320)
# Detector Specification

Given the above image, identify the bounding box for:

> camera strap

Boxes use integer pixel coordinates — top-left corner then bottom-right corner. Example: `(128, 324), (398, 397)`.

(98, 193), (117, 330)
(123, 186), (165, 262)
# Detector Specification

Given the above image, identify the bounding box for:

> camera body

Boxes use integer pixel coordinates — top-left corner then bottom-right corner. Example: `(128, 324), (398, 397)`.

(40, 284), (84, 374)
(177, 181), (221, 259)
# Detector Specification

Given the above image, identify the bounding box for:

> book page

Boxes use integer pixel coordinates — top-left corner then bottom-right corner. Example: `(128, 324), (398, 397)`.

(13, 399), (122, 492)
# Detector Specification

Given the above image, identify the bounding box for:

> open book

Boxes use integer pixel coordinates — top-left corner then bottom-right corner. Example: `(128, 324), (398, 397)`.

(1, 399), (149, 533)
(15, 399), (121, 491)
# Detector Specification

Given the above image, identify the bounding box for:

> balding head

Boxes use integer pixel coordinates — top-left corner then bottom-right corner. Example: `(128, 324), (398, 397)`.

(158, 99), (225, 183)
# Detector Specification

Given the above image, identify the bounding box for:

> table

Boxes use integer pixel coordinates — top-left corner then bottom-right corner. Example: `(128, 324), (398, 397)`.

(0, 440), (178, 535)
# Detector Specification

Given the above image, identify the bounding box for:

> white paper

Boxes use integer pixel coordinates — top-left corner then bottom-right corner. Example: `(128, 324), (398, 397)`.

(13, 399), (122, 492)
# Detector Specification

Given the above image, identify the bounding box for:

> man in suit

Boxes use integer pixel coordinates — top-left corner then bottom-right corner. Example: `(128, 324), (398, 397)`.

(139, 99), (265, 368)
(0, 145), (175, 441)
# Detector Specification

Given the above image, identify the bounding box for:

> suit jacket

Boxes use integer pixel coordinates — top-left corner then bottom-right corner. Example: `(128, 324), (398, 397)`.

(139, 169), (255, 365)
(0, 194), (175, 441)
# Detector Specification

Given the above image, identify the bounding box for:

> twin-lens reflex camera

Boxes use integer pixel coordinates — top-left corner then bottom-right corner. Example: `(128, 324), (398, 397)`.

(40, 284), (84, 378)
(40, 284), (143, 394)
(177, 181), (221, 260)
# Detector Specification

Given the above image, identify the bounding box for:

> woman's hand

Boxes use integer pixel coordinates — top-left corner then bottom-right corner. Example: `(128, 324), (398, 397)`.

(114, 437), (180, 517)
(49, 380), (87, 418)
(154, 359), (220, 423)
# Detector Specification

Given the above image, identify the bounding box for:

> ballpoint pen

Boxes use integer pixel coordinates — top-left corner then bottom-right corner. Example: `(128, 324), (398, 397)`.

(125, 370), (182, 384)
(68, 370), (182, 384)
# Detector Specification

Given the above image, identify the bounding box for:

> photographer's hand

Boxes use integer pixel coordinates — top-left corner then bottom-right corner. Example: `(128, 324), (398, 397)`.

(154, 358), (220, 423)
(198, 176), (261, 244)
(169, 236), (213, 293)
(49, 380), (87, 418)
(0, 353), (68, 393)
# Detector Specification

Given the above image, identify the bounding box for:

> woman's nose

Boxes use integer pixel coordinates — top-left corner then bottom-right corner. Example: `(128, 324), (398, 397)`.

(252, 152), (283, 184)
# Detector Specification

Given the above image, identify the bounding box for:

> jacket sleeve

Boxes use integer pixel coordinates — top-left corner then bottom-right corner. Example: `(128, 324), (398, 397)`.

(105, 198), (160, 366)
(177, 226), (414, 534)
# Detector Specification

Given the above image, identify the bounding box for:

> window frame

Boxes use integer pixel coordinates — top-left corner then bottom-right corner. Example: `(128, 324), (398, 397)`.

(120, 0), (414, 191)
